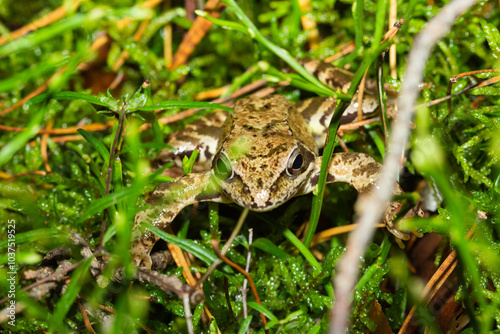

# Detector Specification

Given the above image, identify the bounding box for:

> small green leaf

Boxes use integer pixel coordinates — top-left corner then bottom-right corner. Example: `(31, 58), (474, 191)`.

(27, 91), (113, 108)
(480, 19), (500, 59)
(77, 129), (110, 165)
(308, 322), (322, 334)
(152, 119), (164, 147)
(135, 113), (149, 123)
(76, 189), (132, 224)
(129, 79), (157, 123)
(195, 10), (250, 35)
(182, 149), (200, 175)
(256, 214), (322, 274)
(247, 301), (279, 322)
(470, 86), (500, 96)
(192, 302), (205, 331)
(237, 316), (253, 334)
(252, 238), (290, 260)
(147, 225), (217, 265)
(98, 90), (120, 110)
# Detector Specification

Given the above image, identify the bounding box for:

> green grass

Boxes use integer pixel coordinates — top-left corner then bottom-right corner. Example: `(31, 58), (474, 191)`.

(1, 0), (499, 333)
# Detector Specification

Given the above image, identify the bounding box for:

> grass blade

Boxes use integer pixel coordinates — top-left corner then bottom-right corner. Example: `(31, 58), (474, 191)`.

(147, 225), (217, 265)
(0, 106), (45, 168)
(252, 238), (290, 260)
(27, 91), (112, 108)
(237, 315), (253, 334)
(247, 301), (279, 322)
(77, 129), (110, 165)
(50, 257), (93, 332)
(138, 100), (233, 113)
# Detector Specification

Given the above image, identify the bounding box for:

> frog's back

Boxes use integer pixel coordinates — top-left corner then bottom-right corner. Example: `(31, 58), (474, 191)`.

(220, 95), (317, 155)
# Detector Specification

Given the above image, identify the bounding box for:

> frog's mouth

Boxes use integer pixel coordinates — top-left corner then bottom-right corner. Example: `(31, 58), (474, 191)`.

(230, 188), (295, 212)
(247, 200), (287, 212)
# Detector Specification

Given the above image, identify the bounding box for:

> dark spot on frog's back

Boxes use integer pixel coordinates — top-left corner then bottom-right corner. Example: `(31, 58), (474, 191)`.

(352, 162), (380, 178)
(342, 152), (361, 164)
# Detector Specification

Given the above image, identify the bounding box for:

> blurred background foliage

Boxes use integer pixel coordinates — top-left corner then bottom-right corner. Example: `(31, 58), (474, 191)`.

(0, 0), (499, 333)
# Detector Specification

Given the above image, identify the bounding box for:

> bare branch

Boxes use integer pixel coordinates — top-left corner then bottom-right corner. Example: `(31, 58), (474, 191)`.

(243, 228), (254, 334)
(329, 0), (479, 332)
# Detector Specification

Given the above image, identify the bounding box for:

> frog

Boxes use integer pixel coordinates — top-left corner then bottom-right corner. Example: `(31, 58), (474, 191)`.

(132, 59), (410, 269)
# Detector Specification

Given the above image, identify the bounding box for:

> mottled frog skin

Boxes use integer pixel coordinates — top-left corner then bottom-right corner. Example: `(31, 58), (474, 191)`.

(132, 60), (409, 268)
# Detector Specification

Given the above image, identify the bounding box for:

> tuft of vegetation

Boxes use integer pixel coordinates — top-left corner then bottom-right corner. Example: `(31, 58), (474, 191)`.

(0, 0), (499, 333)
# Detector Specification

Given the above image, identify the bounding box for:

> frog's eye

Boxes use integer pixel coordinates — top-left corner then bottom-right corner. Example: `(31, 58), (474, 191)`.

(214, 152), (234, 180)
(286, 148), (304, 177)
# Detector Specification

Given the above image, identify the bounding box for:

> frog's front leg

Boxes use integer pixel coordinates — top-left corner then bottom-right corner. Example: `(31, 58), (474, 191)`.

(301, 152), (410, 241)
(132, 172), (230, 268)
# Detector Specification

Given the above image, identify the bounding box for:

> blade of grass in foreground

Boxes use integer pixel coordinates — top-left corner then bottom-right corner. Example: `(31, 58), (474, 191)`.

(50, 257), (93, 332)
(140, 100), (233, 113)
(303, 40), (393, 248)
(0, 105), (45, 167)
(77, 129), (111, 166)
(146, 225), (217, 265)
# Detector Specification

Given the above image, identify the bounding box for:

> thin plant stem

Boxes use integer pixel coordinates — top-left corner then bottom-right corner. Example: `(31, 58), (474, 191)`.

(242, 228), (253, 334)
(97, 105), (126, 252)
(329, 0), (480, 332)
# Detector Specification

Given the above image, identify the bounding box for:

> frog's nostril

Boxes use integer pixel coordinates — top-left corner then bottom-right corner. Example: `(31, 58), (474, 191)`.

(243, 186), (250, 193)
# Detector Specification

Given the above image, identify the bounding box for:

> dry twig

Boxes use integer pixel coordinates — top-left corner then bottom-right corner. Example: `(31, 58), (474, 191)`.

(324, 42), (355, 63)
(169, 0), (226, 69)
(242, 228), (254, 334)
(329, 0), (479, 332)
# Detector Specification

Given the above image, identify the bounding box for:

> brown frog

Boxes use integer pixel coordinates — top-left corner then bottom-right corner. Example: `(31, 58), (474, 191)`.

(132, 60), (409, 268)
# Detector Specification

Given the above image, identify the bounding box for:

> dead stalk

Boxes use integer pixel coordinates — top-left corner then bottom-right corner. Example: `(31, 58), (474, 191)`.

(329, 0), (479, 332)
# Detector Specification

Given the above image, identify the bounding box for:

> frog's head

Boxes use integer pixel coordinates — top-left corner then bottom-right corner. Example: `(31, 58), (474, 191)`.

(212, 141), (316, 211)
(211, 95), (318, 211)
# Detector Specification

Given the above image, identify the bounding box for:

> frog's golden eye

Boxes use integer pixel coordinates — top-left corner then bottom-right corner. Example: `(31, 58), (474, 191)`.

(286, 148), (304, 177)
(214, 152), (234, 180)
